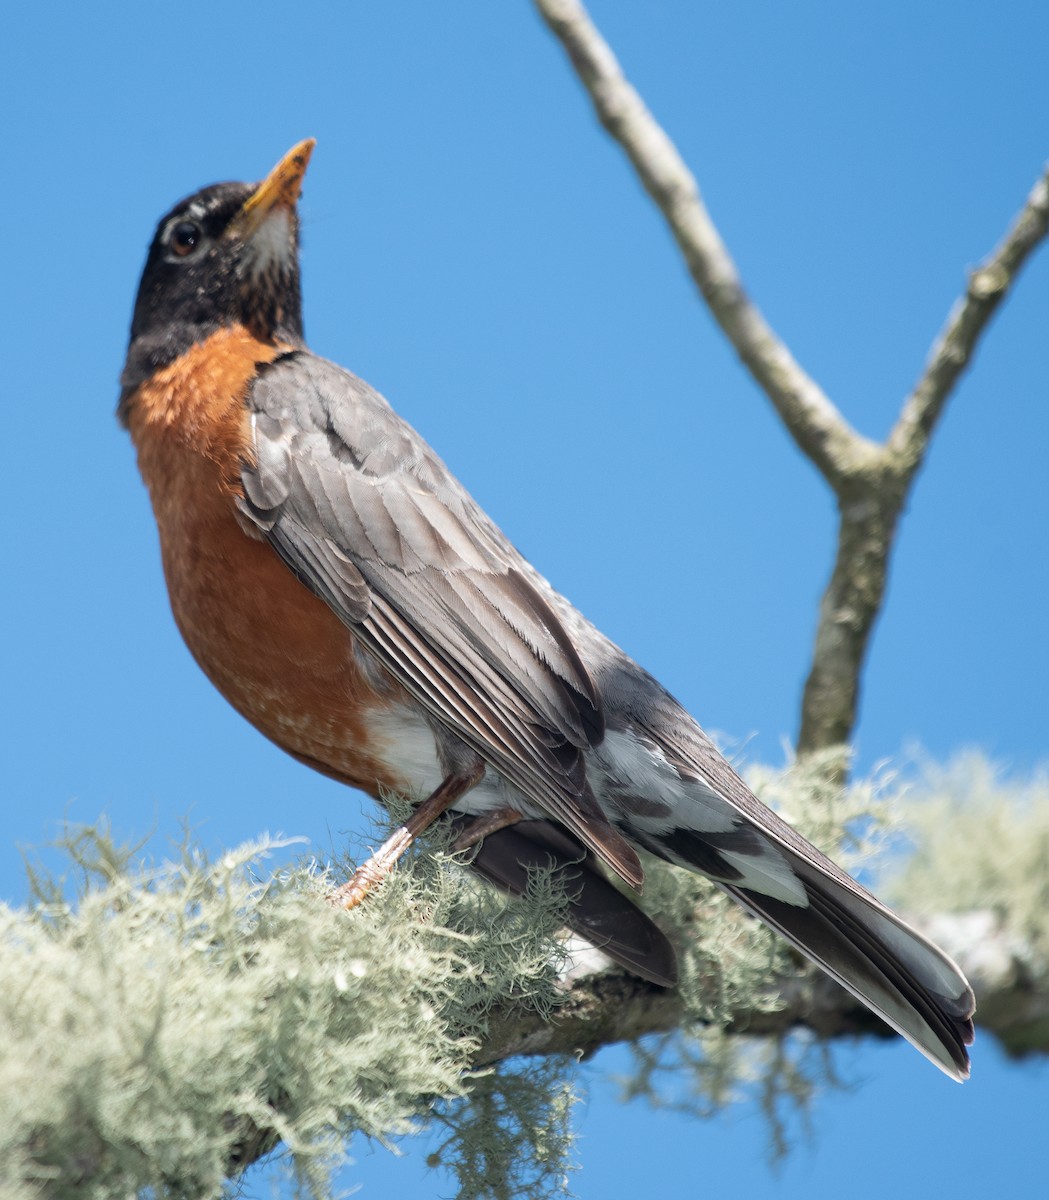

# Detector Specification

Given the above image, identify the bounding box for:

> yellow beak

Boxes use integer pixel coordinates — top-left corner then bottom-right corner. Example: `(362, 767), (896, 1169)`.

(230, 139), (315, 237)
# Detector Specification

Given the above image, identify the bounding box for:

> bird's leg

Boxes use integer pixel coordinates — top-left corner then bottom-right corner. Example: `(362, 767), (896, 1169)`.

(329, 761), (486, 910)
(450, 806), (524, 854)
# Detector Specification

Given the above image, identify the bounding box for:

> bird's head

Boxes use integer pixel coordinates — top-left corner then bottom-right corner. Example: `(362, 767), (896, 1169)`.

(120, 139), (314, 409)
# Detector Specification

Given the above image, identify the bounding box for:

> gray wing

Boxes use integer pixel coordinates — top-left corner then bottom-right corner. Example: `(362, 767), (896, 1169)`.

(239, 351), (640, 883)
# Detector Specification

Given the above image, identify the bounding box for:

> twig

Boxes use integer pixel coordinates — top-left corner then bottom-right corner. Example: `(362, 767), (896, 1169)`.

(535, 0), (1049, 756)
(534, 0), (878, 491)
(888, 167), (1049, 475)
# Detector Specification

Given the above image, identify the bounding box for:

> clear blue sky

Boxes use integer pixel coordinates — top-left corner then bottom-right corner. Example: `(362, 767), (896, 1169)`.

(3, 2), (1047, 1196)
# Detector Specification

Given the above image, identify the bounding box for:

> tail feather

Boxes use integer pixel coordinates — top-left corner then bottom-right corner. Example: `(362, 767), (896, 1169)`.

(620, 731), (977, 1079)
(459, 807), (974, 1076)
(721, 856), (974, 1080)
(454, 815), (679, 988)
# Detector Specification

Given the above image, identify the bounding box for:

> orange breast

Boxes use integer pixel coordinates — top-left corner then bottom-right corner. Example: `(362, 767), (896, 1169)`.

(125, 325), (406, 796)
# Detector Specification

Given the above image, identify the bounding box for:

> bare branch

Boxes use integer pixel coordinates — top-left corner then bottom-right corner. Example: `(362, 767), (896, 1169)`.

(797, 487), (902, 754)
(888, 167), (1049, 476)
(536, 0), (1049, 757)
(534, 0), (879, 490)
(800, 165), (1049, 752)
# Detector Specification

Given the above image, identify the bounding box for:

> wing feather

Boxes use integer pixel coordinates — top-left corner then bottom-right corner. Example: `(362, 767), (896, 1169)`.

(241, 352), (637, 880)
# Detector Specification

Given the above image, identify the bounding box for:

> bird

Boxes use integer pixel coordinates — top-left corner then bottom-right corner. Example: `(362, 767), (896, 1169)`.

(119, 140), (975, 1080)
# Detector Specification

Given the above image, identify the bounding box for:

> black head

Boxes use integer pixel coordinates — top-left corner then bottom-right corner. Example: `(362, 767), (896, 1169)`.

(120, 139), (315, 413)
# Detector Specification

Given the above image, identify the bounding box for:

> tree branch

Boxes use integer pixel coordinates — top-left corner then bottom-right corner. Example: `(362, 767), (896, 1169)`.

(222, 906), (1046, 1177)
(535, 0), (1049, 756)
(796, 487), (902, 754)
(887, 166), (1049, 476)
(12, 763), (1049, 1194)
(478, 908), (1040, 1068)
(534, 0), (878, 491)
(799, 168), (1049, 753)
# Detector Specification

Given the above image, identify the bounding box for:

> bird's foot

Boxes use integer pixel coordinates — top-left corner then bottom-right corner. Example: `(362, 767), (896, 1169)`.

(328, 825), (414, 910)
(328, 761), (486, 910)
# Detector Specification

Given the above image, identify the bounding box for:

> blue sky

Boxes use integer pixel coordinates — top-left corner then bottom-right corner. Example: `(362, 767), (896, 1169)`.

(3, 2), (1047, 1196)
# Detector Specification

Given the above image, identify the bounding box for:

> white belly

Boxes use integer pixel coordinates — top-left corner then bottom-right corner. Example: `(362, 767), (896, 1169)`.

(363, 704), (543, 818)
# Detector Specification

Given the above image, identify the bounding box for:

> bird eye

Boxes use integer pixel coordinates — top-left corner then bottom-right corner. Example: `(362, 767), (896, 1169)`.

(169, 220), (202, 257)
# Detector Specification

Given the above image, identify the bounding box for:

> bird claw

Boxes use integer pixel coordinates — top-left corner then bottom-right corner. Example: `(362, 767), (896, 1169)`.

(327, 826), (413, 910)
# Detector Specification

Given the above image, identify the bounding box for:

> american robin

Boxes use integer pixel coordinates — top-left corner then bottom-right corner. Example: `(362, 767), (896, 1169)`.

(120, 140), (974, 1078)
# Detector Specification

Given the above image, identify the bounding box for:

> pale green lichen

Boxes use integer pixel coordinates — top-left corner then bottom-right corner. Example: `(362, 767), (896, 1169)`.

(4, 752), (1044, 1196)
(1, 821), (573, 1200)
(427, 1066), (579, 1200)
(888, 752), (1049, 975)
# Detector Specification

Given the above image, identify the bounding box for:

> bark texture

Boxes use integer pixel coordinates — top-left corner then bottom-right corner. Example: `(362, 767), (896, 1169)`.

(534, 0), (1049, 758)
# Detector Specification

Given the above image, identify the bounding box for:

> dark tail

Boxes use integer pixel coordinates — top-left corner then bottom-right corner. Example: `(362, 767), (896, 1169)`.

(720, 850), (974, 1080)
(456, 816), (678, 988)
(456, 812), (974, 1078)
